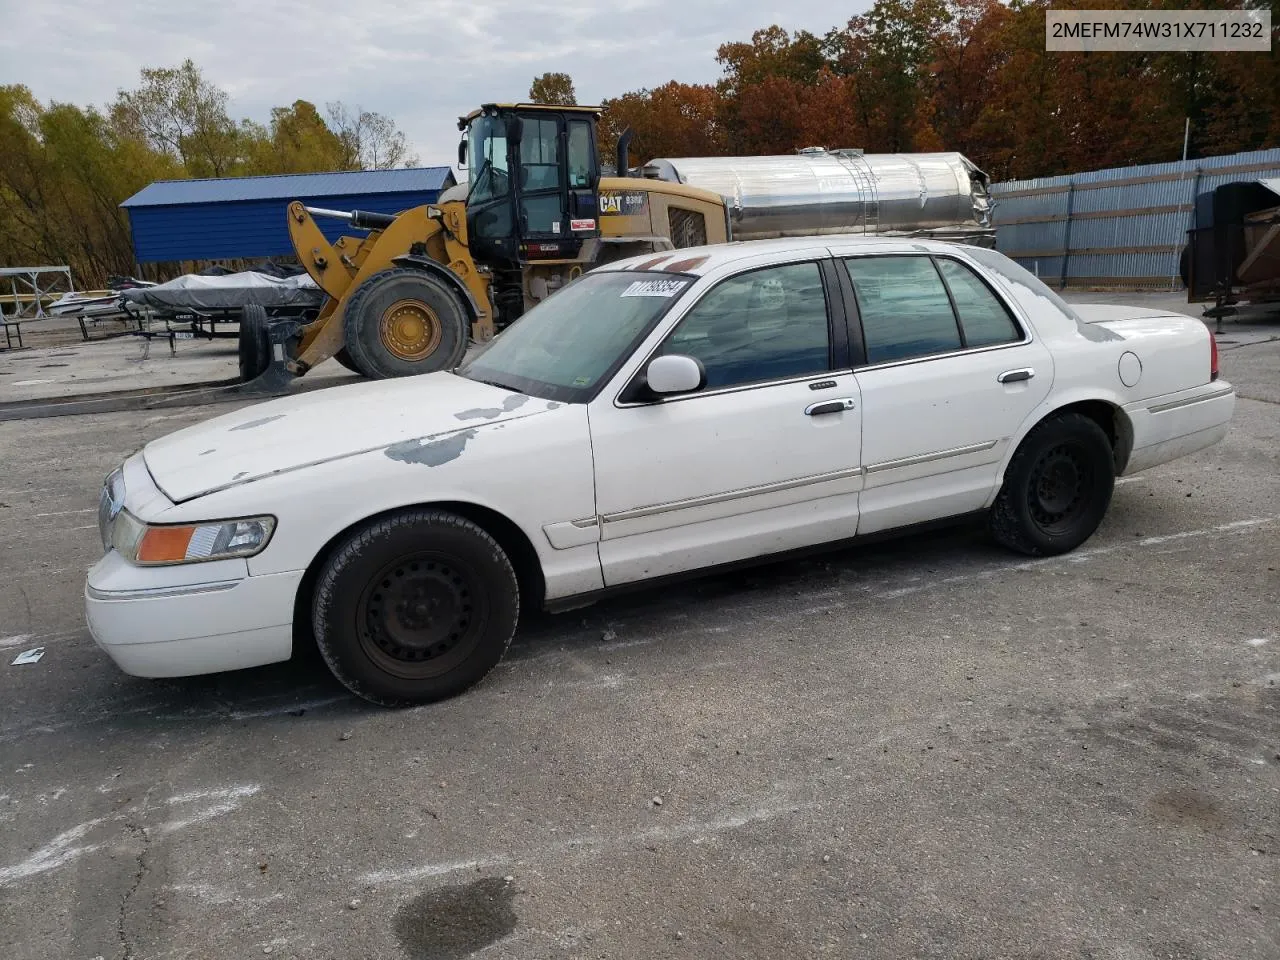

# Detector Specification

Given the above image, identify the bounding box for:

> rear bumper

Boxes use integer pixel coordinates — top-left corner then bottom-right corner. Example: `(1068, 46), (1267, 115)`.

(1123, 381), (1235, 474)
(85, 551), (302, 678)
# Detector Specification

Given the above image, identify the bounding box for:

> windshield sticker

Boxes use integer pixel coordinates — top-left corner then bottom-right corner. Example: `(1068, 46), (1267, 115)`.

(620, 278), (687, 298)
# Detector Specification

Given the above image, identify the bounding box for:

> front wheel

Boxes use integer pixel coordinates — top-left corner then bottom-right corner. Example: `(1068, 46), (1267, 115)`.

(342, 268), (470, 379)
(989, 412), (1115, 556)
(312, 510), (520, 706)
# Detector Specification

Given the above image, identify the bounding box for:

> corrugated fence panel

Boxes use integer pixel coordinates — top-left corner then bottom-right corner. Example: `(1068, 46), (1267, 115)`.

(992, 148), (1280, 288)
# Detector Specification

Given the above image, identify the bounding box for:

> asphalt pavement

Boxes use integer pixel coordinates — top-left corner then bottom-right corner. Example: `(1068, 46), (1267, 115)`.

(0, 299), (1277, 960)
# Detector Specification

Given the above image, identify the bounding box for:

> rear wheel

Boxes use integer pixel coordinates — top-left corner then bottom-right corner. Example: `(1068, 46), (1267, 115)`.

(342, 268), (470, 379)
(312, 510), (520, 706)
(237, 304), (271, 381)
(989, 412), (1115, 556)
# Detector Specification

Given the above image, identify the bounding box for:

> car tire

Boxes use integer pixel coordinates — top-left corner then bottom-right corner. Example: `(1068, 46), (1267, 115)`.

(342, 268), (470, 379)
(989, 412), (1115, 556)
(312, 509), (519, 706)
(237, 304), (271, 382)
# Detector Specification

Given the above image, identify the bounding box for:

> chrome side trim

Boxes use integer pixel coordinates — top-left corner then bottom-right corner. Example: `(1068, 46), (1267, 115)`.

(856, 337), (1031, 374)
(1146, 385), (1234, 414)
(600, 467), (862, 524)
(865, 439), (1000, 475)
(614, 370), (843, 409)
(570, 517), (599, 529)
(87, 579), (241, 602)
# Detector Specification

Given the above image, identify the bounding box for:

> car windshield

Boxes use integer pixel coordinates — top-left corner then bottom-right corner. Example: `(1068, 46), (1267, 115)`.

(458, 271), (693, 402)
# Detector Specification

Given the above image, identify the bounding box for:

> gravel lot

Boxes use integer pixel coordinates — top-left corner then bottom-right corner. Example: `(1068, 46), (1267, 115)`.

(1, 297), (1277, 960)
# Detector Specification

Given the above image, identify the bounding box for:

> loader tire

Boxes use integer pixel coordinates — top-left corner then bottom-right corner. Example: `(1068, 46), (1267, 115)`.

(333, 348), (360, 373)
(238, 304), (271, 382)
(342, 268), (470, 379)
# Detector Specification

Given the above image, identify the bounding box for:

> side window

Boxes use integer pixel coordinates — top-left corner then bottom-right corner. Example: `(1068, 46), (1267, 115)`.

(936, 258), (1022, 347)
(567, 121), (592, 189)
(662, 262), (830, 390)
(520, 117), (559, 192)
(843, 256), (961, 364)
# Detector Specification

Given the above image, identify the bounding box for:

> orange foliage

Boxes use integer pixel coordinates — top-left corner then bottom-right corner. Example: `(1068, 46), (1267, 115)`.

(597, 0), (1279, 180)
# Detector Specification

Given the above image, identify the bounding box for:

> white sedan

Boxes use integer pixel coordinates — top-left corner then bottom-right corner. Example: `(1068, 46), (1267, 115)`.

(86, 238), (1235, 705)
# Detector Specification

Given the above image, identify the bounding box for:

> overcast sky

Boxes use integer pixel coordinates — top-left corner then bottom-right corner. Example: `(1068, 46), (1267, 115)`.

(1, 0), (868, 171)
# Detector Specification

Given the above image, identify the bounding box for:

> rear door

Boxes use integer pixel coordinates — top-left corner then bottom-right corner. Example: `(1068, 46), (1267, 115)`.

(833, 248), (1053, 535)
(588, 253), (863, 586)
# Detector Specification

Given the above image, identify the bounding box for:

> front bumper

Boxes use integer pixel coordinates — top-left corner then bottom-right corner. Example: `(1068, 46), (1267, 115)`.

(85, 550), (303, 678)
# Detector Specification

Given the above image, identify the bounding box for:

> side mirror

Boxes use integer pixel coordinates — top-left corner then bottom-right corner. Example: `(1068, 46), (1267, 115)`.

(457, 138), (467, 167)
(645, 354), (705, 395)
(504, 116), (523, 145)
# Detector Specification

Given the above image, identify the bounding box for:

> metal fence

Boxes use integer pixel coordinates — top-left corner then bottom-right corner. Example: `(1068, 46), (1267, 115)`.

(991, 148), (1280, 289)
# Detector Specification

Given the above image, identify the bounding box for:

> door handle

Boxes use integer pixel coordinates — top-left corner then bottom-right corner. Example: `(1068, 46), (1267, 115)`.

(805, 398), (856, 416)
(997, 368), (1035, 384)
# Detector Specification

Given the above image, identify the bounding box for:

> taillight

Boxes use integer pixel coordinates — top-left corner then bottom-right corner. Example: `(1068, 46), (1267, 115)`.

(1210, 332), (1219, 381)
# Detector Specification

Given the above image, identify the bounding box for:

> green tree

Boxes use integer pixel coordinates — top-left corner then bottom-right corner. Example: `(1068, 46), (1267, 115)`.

(109, 59), (244, 177)
(529, 72), (577, 105)
(245, 100), (351, 174)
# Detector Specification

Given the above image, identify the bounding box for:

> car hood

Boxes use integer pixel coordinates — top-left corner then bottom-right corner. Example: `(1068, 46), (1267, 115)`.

(144, 373), (550, 503)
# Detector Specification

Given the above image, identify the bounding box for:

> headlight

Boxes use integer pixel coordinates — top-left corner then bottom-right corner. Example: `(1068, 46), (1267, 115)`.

(111, 512), (275, 565)
(99, 467), (126, 551)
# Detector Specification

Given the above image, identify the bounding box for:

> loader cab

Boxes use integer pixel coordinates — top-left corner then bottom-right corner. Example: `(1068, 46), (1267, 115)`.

(458, 104), (601, 267)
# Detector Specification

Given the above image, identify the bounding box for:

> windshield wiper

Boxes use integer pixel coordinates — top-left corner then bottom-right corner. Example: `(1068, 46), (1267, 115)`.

(466, 374), (522, 393)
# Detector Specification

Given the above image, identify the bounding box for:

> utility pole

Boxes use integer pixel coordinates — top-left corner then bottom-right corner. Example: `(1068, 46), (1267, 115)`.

(1182, 117), (1191, 162)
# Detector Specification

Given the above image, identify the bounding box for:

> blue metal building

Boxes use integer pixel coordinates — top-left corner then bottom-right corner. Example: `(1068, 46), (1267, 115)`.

(120, 167), (457, 264)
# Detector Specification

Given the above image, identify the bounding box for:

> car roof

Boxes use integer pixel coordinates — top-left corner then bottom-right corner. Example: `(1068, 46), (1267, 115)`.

(599, 236), (967, 277)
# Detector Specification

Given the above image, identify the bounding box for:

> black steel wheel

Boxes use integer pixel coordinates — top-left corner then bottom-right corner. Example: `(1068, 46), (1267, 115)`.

(237, 304), (271, 381)
(312, 510), (519, 706)
(989, 412), (1114, 556)
(342, 268), (470, 379)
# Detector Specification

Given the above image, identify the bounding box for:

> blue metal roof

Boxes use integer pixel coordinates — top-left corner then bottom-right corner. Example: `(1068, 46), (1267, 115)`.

(121, 167), (456, 208)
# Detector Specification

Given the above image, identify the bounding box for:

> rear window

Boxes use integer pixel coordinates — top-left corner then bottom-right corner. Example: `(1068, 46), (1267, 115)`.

(935, 258), (1022, 347)
(843, 256), (962, 364)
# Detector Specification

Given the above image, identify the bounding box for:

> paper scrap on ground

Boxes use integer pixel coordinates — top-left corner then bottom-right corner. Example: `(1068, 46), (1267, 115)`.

(11, 647), (45, 665)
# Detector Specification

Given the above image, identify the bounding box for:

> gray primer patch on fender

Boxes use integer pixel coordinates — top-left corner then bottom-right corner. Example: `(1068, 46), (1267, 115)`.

(453, 393), (529, 421)
(230, 414), (286, 432)
(386, 429), (478, 466)
(546, 401), (562, 410)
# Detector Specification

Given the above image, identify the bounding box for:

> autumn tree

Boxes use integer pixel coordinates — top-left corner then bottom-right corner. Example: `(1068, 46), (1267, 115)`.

(716, 26), (826, 152)
(529, 73), (577, 105)
(825, 0), (951, 153)
(599, 82), (725, 167)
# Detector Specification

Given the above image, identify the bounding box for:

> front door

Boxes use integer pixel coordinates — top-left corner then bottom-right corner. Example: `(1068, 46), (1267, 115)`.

(588, 256), (863, 586)
(835, 250), (1053, 535)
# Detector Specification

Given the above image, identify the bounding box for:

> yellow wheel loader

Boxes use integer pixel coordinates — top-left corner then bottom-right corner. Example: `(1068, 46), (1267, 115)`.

(239, 103), (729, 384)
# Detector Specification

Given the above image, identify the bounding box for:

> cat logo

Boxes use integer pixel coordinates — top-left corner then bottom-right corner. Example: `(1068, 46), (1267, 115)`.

(599, 192), (650, 217)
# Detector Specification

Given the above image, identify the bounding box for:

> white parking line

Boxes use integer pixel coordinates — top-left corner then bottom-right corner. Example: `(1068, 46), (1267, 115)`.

(360, 797), (799, 885)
